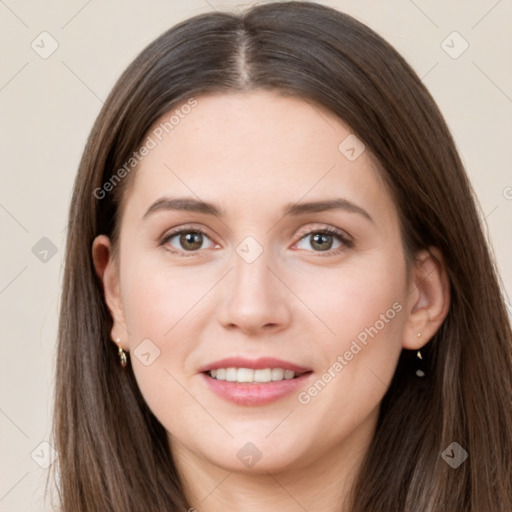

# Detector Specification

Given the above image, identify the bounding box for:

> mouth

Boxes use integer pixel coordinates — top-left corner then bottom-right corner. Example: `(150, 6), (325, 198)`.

(199, 357), (314, 406)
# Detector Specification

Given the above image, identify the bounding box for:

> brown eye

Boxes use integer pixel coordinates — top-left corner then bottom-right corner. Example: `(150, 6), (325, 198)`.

(179, 231), (204, 251)
(309, 233), (335, 251)
(162, 229), (215, 254)
(295, 228), (350, 254)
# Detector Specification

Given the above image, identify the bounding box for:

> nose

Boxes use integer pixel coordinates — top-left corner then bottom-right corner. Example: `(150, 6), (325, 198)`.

(216, 247), (292, 335)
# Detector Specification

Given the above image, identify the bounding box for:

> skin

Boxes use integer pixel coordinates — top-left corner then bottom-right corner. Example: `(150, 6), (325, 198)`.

(93, 90), (450, 511)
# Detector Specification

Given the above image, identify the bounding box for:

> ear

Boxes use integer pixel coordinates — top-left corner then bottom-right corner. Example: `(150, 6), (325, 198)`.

(91, 235), (128, 350)
(402, 247), (451, 350)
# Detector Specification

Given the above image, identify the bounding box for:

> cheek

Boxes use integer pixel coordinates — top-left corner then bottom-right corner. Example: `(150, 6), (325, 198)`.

(121, 256), (207, 341)
(119, 261), (209, 429)
(118, 250), (230, 388)
(296, 249), (407, 406)
(299, 249), (406, 343)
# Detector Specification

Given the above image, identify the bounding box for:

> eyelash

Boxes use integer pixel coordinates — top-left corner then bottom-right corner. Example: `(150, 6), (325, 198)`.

(159, 225), (354, 258)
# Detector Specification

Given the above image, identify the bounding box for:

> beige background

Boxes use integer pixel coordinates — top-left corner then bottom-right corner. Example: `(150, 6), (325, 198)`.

(1, 0), (511, 510)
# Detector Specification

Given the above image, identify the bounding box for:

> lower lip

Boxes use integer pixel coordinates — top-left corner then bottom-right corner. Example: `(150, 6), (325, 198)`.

(200, 372), (313, 406)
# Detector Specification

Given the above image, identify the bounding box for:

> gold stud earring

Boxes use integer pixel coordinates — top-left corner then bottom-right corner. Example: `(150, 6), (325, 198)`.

(115, 338), (127, 368)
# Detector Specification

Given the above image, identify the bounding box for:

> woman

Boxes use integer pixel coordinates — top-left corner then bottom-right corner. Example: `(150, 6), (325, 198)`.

(49, 1), (512, 510)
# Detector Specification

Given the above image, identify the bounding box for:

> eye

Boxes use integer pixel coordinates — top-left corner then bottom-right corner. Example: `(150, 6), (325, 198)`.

(294, 227), (353, 255)
(161, 227), (216, 256)
(160, 225), (353, 257)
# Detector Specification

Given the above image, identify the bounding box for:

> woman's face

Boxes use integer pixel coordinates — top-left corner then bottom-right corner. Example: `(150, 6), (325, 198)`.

(103, 90), (416, 473)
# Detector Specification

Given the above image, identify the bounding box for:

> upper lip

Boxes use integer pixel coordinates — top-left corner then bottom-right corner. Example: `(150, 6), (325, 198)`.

(199, 357), (312, 374)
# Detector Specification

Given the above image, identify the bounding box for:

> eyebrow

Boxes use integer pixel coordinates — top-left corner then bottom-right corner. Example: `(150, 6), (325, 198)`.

(142, 196), (374, 223)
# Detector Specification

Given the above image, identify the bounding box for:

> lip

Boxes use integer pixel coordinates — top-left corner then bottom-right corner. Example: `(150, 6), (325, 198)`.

(198, 357), (312, 374)
(200, 371), (314, 406)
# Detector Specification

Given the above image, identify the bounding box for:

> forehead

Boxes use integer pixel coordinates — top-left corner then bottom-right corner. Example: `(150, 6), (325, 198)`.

(124, 90), (397, 225)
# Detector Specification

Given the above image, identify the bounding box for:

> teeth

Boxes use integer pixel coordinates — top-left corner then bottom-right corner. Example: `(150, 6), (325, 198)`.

(271, 368), (284, 380)
(208, 367), (300, 383)
(226, 367), (238, 381)
(254, 368), (272, 382)
(237, 368), (254, 382)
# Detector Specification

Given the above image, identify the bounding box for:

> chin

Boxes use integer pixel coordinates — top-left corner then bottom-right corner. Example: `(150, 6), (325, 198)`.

(192, 434), (310, 474)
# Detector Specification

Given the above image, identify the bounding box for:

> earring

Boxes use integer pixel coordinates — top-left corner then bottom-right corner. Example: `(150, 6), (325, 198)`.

(415, 333), (425, 377)
(115, 338), (127, 368)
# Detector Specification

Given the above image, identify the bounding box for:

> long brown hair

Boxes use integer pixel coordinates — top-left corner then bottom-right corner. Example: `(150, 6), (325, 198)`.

(49, 2), (512, 510)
